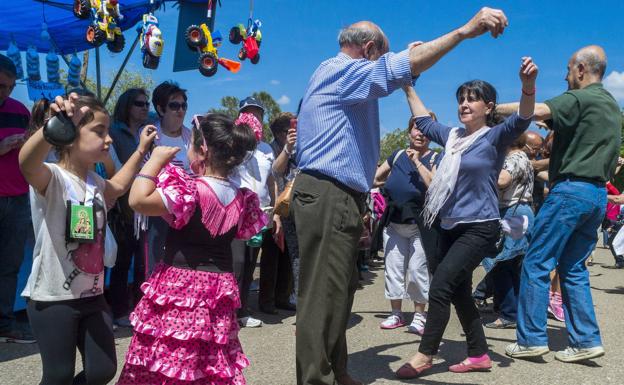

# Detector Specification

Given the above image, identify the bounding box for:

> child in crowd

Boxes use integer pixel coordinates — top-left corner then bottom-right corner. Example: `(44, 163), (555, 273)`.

(18, 93), (156, 384)
(116, 113), (267, 384)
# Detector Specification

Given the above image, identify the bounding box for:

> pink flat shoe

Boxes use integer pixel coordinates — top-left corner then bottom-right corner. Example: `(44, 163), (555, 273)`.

(395, 362), (432, 379)
(448, 357), (492, 373)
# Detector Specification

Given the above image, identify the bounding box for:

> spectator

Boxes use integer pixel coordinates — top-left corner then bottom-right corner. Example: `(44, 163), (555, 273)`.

(293, 8), (511, 385)
(373, 114), (438, 334)
(0, 53), (35, 344)
(270, 112), (299, 308)
(108, 88), (151, 328)
(501, 45), (621, 363)
(231, 97), (279, 327)
(396, 55), (536, 378)
(484, 133), (535, 329)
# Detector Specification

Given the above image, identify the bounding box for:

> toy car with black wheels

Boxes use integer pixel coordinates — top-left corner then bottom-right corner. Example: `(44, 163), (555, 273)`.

(229, 19), (262, 65)
(139, 14), (163, 69)
(77, 0), (125, 53)
(185, 23), (240, 77)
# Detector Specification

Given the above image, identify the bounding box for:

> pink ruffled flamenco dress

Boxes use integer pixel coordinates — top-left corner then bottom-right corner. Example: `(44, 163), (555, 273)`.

(117, 165), (268, 385)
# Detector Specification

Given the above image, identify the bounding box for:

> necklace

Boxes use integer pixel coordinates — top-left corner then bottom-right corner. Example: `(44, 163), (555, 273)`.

(204, 174), (230, 182)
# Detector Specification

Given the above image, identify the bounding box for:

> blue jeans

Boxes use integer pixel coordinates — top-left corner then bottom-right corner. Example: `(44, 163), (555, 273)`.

(0, 194), (31, 331)
(516, 181), (604, 348)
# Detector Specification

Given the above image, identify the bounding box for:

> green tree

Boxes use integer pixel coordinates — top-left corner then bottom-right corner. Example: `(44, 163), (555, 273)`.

(379, 128), (408, 163)
(209, 91), (283, 142)
(59, 65), (154, 112)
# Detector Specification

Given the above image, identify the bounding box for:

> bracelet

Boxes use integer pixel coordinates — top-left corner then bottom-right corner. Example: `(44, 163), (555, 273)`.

(136, 173), (158, 183)
(284, 146), (292, 155)
(522, 87), (536, 96)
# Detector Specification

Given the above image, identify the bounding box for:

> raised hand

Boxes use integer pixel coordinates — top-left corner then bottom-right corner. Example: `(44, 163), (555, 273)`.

(137, 124), (158, 155)
(459, 7), (509, 39)
(519, 56), (538, 87)
(49, 92), (88, 127)
(149, 146), (180, 167)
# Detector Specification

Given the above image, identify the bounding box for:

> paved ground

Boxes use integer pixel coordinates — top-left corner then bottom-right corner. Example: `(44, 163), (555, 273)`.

(2, 243), (624, 384)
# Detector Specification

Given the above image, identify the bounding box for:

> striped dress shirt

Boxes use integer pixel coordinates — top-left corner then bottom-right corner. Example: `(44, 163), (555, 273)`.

(295, 49), (413, 192)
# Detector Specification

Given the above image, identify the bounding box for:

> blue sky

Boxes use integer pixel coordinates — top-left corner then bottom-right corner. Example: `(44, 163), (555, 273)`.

(11, 0), (624, 133)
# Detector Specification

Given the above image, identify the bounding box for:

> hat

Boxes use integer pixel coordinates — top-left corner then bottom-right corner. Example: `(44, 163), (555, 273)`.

(238, 97), (265, 113)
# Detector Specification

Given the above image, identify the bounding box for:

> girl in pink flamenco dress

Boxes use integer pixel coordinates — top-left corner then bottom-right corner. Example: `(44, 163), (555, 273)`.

(117, 113), (266, 385)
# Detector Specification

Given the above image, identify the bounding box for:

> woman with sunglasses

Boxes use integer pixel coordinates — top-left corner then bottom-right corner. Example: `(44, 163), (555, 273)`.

(108, 88), (153, 328)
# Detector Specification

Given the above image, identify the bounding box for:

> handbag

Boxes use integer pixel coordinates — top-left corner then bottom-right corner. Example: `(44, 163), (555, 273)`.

(274, 177), (295, 218)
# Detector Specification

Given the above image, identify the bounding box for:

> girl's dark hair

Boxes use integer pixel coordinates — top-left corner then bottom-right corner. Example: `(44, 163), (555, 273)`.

(455, 80), (499, 127)
(113, 88), (148, 126)
(193, 113), (257, 174)
(29, 98), (50, 136)
(270, 112), (295, 135)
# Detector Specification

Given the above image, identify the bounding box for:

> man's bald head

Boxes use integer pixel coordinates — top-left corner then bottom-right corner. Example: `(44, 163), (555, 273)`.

(573, 45), (607, 79)
(338, 21), (389, 60)
(523, 131), (544, 159)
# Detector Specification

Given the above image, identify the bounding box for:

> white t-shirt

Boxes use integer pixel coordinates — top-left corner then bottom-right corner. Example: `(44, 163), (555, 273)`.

(24, 163), (108, 301)
(158, 132), (190, 172)
(231, 141), (275, 208)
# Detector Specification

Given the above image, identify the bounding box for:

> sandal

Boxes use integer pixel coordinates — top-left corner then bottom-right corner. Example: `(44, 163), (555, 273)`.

(485, 318), (516, 329)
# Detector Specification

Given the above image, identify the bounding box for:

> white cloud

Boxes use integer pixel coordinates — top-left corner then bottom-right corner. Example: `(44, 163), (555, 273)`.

(604, 70), (624, 103)
(270, 79), (280, 85)
(276, 95), (291, 105)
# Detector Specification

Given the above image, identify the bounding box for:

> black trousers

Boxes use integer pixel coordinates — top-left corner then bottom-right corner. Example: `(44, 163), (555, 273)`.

(27, 295), (117, 385)
(233, 242), (260, 318)
(491, 255), (523, 322)
(259, 232), (292, 308)
(108, 211), (144, 319)
(292, 173), (364, 385)
(419, 220), (499, 357)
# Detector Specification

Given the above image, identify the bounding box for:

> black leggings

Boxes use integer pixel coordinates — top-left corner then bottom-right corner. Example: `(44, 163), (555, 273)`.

(419, 220), (499, 357)
(27, 295), (117, 385)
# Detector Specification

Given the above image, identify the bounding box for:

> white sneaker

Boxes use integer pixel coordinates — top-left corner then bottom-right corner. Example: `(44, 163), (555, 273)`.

(239, 316), (263, 328)
(555, 346), (605, 362)
(505, 342), (549, 358)
(380, 313), (405, 329)
(407, 312), (426, 335)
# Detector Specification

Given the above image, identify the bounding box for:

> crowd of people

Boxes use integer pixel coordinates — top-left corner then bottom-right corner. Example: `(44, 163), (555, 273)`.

(0, 5), (623, 385)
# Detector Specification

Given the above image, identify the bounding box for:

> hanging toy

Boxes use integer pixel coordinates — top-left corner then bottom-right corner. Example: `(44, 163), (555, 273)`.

(77, 0), (126, 53)
(139, 12), (164, 69)
(46, 49), (60, 84)
(229, 18), (262, 64)
(229, 0), (262, 65)
(27, 46), (41, 81)
(67, 52), (82, 88)
(6, 40), (24, 80)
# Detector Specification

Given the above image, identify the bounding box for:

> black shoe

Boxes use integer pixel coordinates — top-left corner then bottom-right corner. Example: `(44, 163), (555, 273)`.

(0, 328), (36, 344)
(603, 262), (624, 269)
(276, 302), (296, 311)
(259, 305), (278, 315)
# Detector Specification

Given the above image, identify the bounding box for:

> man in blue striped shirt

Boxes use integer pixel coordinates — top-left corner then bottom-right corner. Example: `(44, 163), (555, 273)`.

(292, 7), (510, 385)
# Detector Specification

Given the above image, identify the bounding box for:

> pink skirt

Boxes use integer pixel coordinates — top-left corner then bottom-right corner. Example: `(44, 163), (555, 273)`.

(116, 264), (249, 385)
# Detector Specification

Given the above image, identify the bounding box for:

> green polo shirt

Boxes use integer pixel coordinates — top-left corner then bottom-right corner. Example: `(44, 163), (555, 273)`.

(545, 82), (622, 184)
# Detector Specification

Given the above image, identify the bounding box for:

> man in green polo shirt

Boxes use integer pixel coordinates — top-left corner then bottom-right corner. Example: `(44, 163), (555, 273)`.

(496, 45), (622, 363)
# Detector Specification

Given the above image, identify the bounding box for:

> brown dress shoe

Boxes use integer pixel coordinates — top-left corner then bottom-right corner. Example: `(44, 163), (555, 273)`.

(336, 373), (363, 385)
(395, 362), (433, 379)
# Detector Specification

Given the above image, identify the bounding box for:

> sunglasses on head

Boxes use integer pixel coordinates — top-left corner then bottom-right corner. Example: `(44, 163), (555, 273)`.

(132, 100), (150, 108)
(168, 101), (188, 111)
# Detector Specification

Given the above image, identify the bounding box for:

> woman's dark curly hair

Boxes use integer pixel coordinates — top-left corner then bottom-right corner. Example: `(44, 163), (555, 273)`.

(192, 113), (257, 174)
(455, 79), (499, 127)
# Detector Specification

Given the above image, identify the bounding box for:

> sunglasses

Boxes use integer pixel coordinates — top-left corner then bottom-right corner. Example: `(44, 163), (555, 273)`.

(132, 100), (150, 108)
(168, 101), (188, 111)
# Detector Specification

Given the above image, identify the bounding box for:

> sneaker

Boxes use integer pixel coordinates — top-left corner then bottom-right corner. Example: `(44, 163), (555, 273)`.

(0, 328), (36, 344)
(548, 291), (565, 322)
(505, 342), (549, 358)
(380, 313), (405, 329)
(407, 312), (426, 335)
(239, 316), (263, 328)
(114, 316), (133, 328)
(554, 346), (605, 362)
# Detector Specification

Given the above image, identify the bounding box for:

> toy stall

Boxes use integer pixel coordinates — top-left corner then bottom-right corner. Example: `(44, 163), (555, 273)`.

(0, 0), (265, 311)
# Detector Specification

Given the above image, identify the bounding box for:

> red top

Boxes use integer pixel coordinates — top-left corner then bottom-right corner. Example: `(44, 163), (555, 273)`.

(606, 181), (620, 221)
(0, 97), (30, 197)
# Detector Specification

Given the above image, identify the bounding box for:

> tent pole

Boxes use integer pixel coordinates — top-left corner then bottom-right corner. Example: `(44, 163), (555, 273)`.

(104, 31), (141, 106)
(95, 46), (101, 100)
